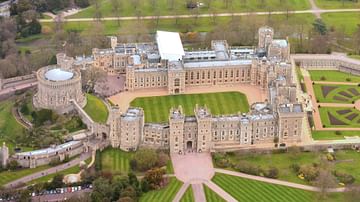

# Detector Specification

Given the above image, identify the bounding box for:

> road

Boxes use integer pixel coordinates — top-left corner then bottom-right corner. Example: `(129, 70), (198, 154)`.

(0, 82), (37, 97)
(39, 8), (360, 23)
(5, 152), (91, 188)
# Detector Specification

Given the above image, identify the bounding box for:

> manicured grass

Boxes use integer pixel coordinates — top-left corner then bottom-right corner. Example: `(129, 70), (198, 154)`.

(316, 0), (360, 9)
(213, 173), (345, 202)
(213, 173), (314, 202)
(27, 165), (81, 185)
(312, 130), (360, 140)
(180, 186), (194, 202)
(43, 14), (315, 36)
(0, 165), (50, 186)
(70, 0), (310, 18)
(221, 150), (360, 185)
(321, 12), (360, 36)
(319, 107), (360, 128)
(166, 160), (174, 174)
(100, 147), (133, 174)
(313, 84), (360, 104)
(349, 54), (360, 60)
(130, 92), (249, 123)
(204, 184), (226, 202)
(309, 70), (360, 83)
(139, 177), (183, 202)
(83, 94), (109, 123)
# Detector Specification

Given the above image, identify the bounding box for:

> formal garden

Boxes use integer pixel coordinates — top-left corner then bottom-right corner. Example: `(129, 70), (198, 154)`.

(313, 84), (360, 104)
(213, 149), (360, 187)
(130, 91), (249, 123)
(319, 107), (360, 128)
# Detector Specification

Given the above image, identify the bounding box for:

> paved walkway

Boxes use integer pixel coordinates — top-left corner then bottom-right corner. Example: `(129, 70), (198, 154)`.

(109, 84), (266, 113)
(40, 8), (360, 23)
(314, 81), (359, 86)
(192, 183), (206, 202)
(173, 182), (190, 202)
(0, 82), (37, 97)
(215, 168), (346, 193)
(5, 152), (91, 188)
(204, 180), (237, 202)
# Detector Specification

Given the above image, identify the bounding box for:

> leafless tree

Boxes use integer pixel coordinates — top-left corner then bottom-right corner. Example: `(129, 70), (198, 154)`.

(111, 0), (122, 26)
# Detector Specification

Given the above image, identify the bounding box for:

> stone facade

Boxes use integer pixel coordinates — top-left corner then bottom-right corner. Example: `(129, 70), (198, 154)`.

(0, 142), (9, 168)
(33, 61), (86, 113)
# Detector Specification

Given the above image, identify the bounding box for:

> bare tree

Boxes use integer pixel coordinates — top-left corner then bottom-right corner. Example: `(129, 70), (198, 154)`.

(314, 169), (337, 199)
(111, 0), (122, 26)
(353, 25), (360, 55)
(91, 0), (102, 21)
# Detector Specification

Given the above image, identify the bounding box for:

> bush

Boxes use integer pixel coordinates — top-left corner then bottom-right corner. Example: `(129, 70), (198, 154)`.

(216, 158), (231, 168)
(233, 162), (263, 176)
(320, 76), (326, 81)
(131, 149), (158, 172)
(49, 157), (61, 166)
(156, 152), (169, 168)
(333, 171), (355, 185)
(335, 131), (342, 136)
(20, 104), (30, 115)
(326, 153), (335, 161)
(264, 167), (279, 179)
(7, 160), (20, 170)
(299, 165), (319, 181)
(346, 78), (351, 82)
(290, 163), (300, 173)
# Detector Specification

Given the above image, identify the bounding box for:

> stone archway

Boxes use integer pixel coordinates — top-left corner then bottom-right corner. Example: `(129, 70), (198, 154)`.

(186, 141), (192, 150)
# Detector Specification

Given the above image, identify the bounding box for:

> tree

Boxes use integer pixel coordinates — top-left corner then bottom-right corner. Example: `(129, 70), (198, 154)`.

(91, 177), (112, 201)
(131, 148), (158, 172)
(111, 0), (121, 26)
(47, 174), (65, 190)
(7, 160), (20, 170)
(312, 19), (327, 35)
(345, 186), (360, 202)
(143, 168), (166, 190)
(314, 169), (337, 199)
(353, 25), (360, 55)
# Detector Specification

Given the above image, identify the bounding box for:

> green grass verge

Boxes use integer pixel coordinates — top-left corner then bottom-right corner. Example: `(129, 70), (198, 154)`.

(222, 150), (360, 185)
(319, 107), (360, 128)
(309, 70), (360, 83)
(213, 173), (346, 202)
(83, 94), (109, 123)
(130, 91), (249, 123)
(139, 177), (183, 202)
(316, 0), (360, 9)
(100, 147), (133, 174)
(70, 0), (310, 18)
(42, 14), (315, 36)
(27, 164), (81, 185)
(204, 184), (226, 202)
(321, 12), (360, 36)
(313, 84), (360, 104)
(0, 165), (50, 186)
(349, 55), (360, 60)
(312, 130), (360, 140)
(180, 185), (194, 202)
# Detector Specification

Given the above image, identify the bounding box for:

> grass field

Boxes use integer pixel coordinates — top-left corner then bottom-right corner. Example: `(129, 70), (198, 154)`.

(319, 107), (360, 128)
(0, 165), (50, 186)
(219, 150), (360, 185)
(321, 12), (360, 36)
(130, 92), (249, 123)
(83, 94), (109, 123)
(309, 70), (360, 83)
(204, 184), (226, 202)
(100, 147), (133, 174)
(316, 0), (360, 9)
(140, 177), (183, 202)
(312, 130), (360, 140)
(70, 0), (310, 18)
(180, 186), (194, 202)
(27, 165), (81, 185)
(213, 173), (346, 202)
(313, 84), (360, 104)
(42, 13), (315, 36)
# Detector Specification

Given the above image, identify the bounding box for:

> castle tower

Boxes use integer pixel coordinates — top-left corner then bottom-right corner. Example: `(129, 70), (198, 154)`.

(56, 53), (74, 70)
(277, 104), (304, 144)
(258, 26), (274, 50)
(119, 108), (144, 151)
(108, 107), (122, 148)
(110, 36), (118, 50)
(167, 61), (186, 95)
(0, 142), (9, 168)
(195, 105), (212, 152)
(169, 106), (185, 154)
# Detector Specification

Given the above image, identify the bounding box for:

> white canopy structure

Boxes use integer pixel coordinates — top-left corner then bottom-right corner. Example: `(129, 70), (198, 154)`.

(156, 31), (185, 61)
(45, 68), (74, 81)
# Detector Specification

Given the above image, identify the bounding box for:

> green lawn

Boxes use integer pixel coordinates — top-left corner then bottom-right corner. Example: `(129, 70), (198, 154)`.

(319, 107), (360, 128)
(42, 13), (315, 36)
(312, 130), (360, 140)
(101, 147), (133, 174)
(313, 84), (360, 104)
(316, 0), (360, 9)
(0, 165), (50, 186)
(219, 150), (360, 185)
(321, 12), (360, 36)
(204, 184), (226, 202)
(180, 186), (194, 202)
(83, 94), (109, 123)
(213, 173), (345, 202)
(140, 177), (183, 202)
(349, 54), (360, 61)
(309, 70), (360, 83)
(130, 92), (249, 123)
(27, 164), (81, 185)
(70, 0), (310, 18)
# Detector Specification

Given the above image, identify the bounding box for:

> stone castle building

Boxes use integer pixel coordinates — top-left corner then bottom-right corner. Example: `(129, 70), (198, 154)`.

(33, 53), (86, 113)
(0, 142), (9, 168)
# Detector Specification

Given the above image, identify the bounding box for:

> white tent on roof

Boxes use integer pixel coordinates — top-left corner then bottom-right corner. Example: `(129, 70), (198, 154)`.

(156, 31), (185, 61)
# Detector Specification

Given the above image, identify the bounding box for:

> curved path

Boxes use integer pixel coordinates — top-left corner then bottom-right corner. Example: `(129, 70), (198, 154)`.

(40, 8), (360, 23)
(5, 152), (91, 188)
